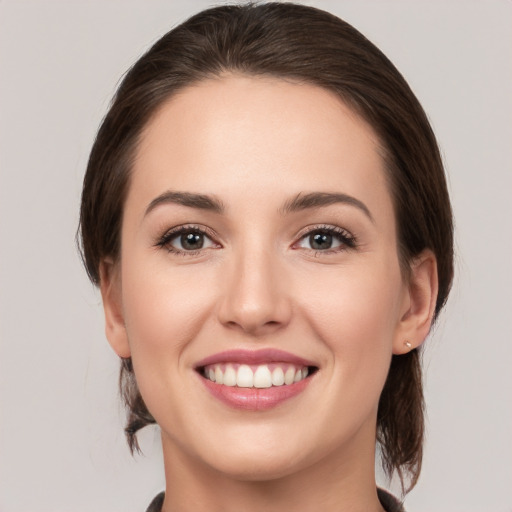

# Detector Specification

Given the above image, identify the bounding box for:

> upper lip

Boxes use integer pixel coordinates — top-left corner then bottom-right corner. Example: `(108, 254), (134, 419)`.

(195, 348), (317, 369)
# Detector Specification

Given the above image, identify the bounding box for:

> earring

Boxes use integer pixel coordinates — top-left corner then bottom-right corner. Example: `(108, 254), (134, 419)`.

(404, 341), (413, 350)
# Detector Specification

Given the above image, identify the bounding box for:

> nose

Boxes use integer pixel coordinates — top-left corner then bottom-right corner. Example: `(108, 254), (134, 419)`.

(217, 245), (292, 336)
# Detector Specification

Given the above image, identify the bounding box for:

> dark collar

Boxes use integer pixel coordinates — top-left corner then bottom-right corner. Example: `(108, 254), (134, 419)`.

(146, 489), (405, 512)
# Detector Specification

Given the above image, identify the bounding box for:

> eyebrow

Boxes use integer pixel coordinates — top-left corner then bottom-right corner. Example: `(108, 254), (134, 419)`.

(144, 190), (373, 222)
(144, 191), (225, 217)
(281, 192), (374, 222)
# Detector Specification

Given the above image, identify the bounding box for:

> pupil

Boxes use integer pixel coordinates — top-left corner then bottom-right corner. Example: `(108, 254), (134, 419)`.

(310, 232), (332, 250)
(181, 232), (204, 250)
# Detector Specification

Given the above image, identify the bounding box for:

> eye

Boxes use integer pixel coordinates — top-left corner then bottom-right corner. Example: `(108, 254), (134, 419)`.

(157, 226), (218, 255)
(295, 226), (356, 252)
(173, 231), (210, 251)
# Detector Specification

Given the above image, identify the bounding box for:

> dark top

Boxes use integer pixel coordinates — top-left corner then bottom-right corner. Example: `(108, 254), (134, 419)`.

(145, 488), (405, 512)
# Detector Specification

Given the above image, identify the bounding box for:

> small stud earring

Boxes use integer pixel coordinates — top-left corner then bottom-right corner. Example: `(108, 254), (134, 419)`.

(404, 341), (413, 350)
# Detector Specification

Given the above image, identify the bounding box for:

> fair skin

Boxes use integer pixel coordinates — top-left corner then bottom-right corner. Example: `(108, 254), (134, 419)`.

(100, 75), (437, 512)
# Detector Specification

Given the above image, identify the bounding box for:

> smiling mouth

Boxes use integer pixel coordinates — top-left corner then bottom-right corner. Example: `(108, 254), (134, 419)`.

(198, 363), (318, 389)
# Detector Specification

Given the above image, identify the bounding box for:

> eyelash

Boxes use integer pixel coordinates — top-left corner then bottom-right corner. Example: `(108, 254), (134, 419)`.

(155, 224), (357, 256)
(294, 224), (357, 254)
(156, 225), (219, 256)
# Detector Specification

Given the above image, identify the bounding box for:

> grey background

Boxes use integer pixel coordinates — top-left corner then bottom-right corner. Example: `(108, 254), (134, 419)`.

(1, 1), (511, 511)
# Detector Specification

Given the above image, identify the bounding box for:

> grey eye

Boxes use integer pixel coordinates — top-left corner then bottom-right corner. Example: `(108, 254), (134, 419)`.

(179, 232), (205, 250)
(309, 232), (334, 250)
(169, 230), (216, 251)
(298, 230), (344, 251)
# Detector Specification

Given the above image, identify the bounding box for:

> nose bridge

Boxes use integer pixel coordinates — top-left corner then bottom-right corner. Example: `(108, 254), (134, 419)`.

(218, 235), (291, 335)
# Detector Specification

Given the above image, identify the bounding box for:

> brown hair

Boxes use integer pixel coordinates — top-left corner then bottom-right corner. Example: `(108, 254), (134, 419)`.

(79, 2), (453, 493)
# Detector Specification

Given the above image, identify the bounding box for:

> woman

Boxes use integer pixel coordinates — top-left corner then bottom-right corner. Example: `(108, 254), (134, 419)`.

(79, 3), (453, 511)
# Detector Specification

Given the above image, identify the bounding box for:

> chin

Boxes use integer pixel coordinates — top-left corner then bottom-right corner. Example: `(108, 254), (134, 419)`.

(186, 428), (322, 482)
(207, 451), (308, 482)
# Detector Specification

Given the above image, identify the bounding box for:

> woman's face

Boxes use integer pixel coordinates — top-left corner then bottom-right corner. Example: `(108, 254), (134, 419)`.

(105, 75), (414, 480)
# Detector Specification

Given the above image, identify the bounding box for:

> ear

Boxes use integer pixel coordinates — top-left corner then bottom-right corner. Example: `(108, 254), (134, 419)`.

(99, 258), (131, 358)
(393, 250), (439, 355)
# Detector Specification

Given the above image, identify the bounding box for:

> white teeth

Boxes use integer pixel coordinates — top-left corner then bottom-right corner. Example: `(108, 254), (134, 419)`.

(284, 366), (295, 385)
(215, 366), (224, 385)
(271, 367), (285, 386)
(253, 366), (272, 388)
(223, 364), (237, 387)
(205, 363), (313, 388)
(236, 365), (254, 388)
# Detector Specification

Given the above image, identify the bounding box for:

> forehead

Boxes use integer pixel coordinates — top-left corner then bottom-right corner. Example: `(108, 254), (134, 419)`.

(130, 74), (391, 218)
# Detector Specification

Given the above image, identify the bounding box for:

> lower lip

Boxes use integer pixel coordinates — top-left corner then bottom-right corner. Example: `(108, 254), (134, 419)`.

(199, 374), (312, 411)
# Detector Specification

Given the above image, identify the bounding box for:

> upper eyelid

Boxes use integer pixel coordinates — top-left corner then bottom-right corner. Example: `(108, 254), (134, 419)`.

(293, 224), (357, 251)
(160, 224), (218, 240)
(155, 224), (220, 252)
(156, 223), (355, 248)
(156, 226), (220, 257)
(295, 224), (354, 239)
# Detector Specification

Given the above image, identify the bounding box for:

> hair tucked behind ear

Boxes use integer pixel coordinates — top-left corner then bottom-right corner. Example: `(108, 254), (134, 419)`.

(79, 2), (454, 492)
(119, 358), (155, 454)
(377, 350), (424, 493)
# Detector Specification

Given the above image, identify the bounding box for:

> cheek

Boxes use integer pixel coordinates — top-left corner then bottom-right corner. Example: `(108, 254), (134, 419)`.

(302, 259), (402, 337)
(118, 251), (218, 410)
(119, 259), (221, 429)
(296, 258), (403, 397)
(121, 261), (216, 355)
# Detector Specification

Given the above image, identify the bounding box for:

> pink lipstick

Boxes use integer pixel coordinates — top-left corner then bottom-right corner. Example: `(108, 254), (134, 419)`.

(195, 349), (317, 411)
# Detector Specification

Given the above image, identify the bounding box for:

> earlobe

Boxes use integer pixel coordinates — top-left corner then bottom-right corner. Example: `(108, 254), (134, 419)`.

(99, 259), (131, 358)
(393, 250), (438, 355)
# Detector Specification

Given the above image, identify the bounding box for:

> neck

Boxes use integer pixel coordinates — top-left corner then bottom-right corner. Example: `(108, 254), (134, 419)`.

(160, 421), (385, 512)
